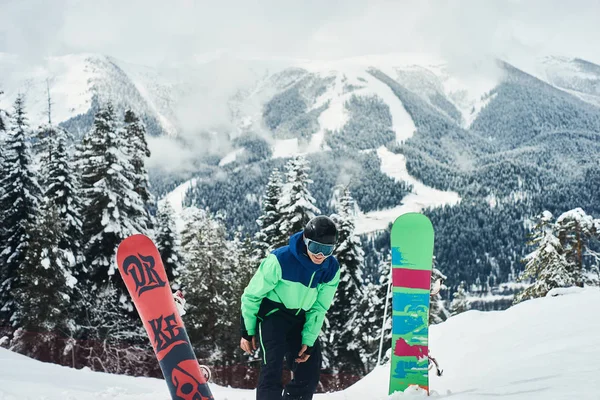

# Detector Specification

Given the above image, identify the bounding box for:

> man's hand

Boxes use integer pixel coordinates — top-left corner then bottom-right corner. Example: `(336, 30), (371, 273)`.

(295, 344), (311, 363)
(240, 336), (258, 354)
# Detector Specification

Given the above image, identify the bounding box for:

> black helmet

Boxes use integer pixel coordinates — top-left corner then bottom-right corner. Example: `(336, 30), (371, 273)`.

(304, 216), (338, 245)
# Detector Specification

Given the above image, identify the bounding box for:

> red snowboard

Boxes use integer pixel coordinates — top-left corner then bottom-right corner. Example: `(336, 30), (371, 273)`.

(116, 234), (214, 400)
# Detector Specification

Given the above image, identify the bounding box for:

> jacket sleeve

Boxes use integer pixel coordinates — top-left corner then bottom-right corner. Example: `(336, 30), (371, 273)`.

(301, 267), (341, 346)
(240, 253), (281, 336)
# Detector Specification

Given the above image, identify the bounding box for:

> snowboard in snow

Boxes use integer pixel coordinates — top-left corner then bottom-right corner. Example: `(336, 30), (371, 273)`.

(389, 213), (434, 395)
(116, 234), (214, 400)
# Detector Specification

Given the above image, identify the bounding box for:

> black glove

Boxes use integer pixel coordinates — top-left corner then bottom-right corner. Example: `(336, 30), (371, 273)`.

(240, 315), (253, 341)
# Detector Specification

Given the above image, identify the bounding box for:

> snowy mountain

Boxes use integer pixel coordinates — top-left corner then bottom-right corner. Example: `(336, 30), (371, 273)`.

(0, 53), (171, 137)
(523, 56), (600, 108)
(3, 51), (600, 294)
(1, 286), (598, 399)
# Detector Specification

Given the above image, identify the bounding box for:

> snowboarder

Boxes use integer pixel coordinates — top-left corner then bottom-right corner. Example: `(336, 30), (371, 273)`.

(240, 215), (341, 400)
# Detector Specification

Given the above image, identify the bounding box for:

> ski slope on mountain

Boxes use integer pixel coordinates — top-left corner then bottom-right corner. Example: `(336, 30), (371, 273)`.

(1, 287), (599, 399)
(354, 147), (461, 234)
(270, 63), (417, 158)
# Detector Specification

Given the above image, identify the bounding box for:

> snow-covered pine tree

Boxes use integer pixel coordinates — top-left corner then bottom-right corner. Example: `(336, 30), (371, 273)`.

(429, 264), (450, 324)
(122, 110), (154, 231)
(555, 208), (597, 287)
(78, 282), (154, 375)
(74, 103), (151, 354)
(278, 155), (320, 242)
(345, 250), (393, 375)
(34, 121), (87, 336)
(10, 204), (76, 360)
(352, 278), (385, 373)
(179, 208), (231, 362)
(365, 252), (392, 368)
(329, 187), (366, 375)
(450, 281), (470, 316)
(230, 230), (258, 300)
(33, 124), (54, 175)
(0, 98), (6, 134)
(0, 94), (43, 326)
(0, 92), (6, 269)
(254, 167), (285, 257)
(586, 219), (600, 286)
(77, 102), (148, 294)
(222, 230), (259, 385)
(155, 201), (182, 286)
(514, 211), (573, 303)
(42, 124), (84, 274)
(0, 88), (6, 133)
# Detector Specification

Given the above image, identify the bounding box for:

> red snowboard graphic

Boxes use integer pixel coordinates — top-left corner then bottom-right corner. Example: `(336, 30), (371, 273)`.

(116, 234), (214, 400)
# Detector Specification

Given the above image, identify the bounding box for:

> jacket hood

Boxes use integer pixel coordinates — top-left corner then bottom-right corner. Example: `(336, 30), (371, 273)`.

(288, 230), (335, 272)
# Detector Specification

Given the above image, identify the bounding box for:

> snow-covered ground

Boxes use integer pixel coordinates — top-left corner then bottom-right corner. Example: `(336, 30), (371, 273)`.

(159, 178), (197, 233)
(2, 286), (599, 399)
(354, 147), (461, 235)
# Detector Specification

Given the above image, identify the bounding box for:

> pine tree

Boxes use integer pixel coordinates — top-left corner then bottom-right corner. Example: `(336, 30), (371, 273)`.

(329, 187), (366, 375)
(155, 201), (182, 286)
(450, 281), (470, 316)
(122, 110), (154, 231)
(230, 230), (258, 302)
(352, 278), (386, 373)
(514, 211), (573, 303)
(429, 265), (450, 324)
(222, 230), (259, 384)
(278, 155), (320, 243)
(179, 208), (231, 362)
(360, 253), (392, 369)
(42, 124), (84, 272)
(0, 91), (7, 274)
(0, 94), (43, 326)
(586, 220), (600, 286)
(10, 204), (76, 360)
(78, 102), (148, 294)
(254, 167), (285, 257)
(0, 88), (6, 133)
(77, 282), (153, 375)
(555, 208), (597, 287)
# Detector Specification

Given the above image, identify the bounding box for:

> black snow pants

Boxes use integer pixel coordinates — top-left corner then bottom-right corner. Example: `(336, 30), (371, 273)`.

(255, 303), (321, 400)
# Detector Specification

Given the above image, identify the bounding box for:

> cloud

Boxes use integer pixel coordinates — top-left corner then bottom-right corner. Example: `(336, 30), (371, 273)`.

(3, 0), (600, 174)
(2, 0), (599, 66)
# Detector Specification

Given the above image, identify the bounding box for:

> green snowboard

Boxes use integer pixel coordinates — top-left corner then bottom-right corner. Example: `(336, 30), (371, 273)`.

(389, 212), (435, 395)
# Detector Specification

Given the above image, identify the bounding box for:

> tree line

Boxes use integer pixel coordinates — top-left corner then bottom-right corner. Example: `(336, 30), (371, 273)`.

(0, 90), (416, 388)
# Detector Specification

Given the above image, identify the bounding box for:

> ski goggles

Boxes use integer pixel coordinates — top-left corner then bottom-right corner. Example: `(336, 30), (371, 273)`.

(304, 237), (335, 257)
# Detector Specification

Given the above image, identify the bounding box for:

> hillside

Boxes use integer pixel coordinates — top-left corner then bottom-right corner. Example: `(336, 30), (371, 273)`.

(3, 52), (600, 298)
(1, 287), (599, 399)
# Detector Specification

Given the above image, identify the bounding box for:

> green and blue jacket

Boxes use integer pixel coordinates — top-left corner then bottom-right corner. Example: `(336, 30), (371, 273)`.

(241, 231), (341, 347)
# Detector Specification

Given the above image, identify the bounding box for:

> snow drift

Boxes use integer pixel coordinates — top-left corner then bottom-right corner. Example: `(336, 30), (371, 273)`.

(1, 287), (599, 399)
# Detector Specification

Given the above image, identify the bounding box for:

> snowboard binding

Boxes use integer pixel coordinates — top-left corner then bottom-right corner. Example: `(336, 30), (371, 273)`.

(427, 355), (443, 377)
(199, 364), (212, 381)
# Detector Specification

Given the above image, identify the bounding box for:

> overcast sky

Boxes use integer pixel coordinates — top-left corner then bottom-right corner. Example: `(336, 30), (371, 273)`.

(2, 0), (600, 66)
(2, 0), (600, 174)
